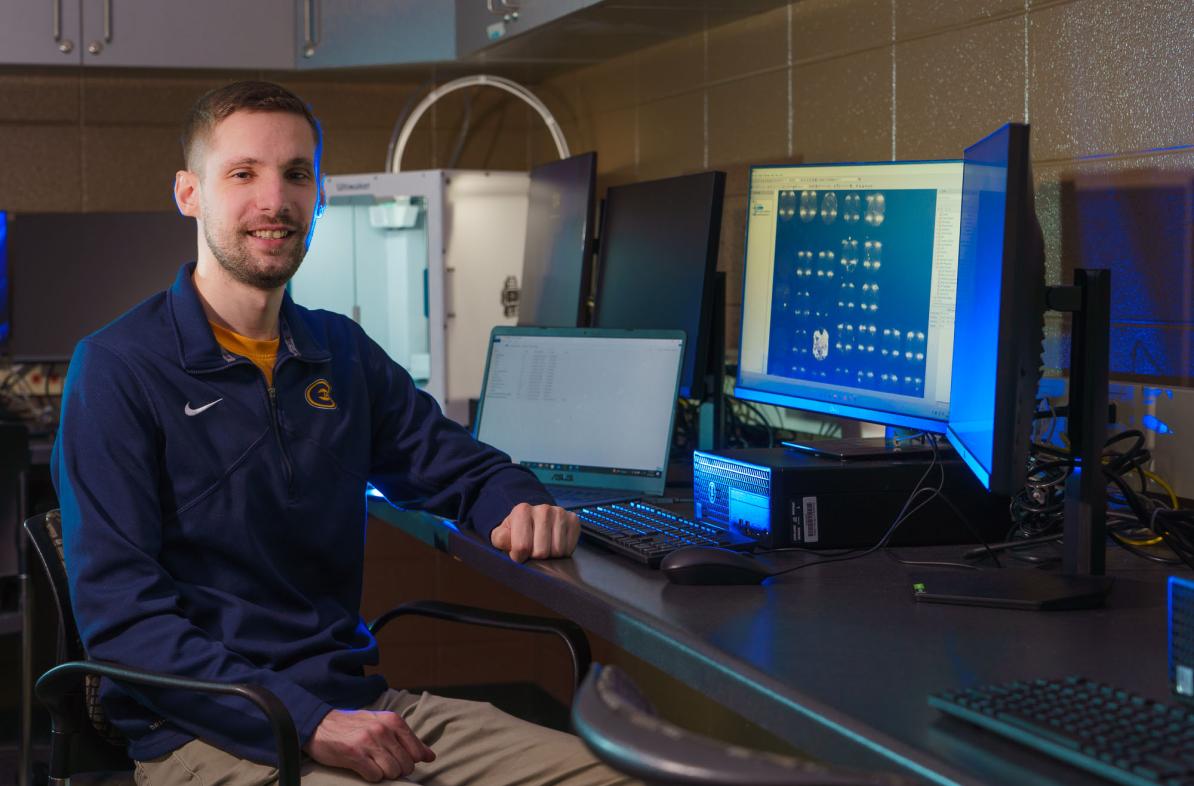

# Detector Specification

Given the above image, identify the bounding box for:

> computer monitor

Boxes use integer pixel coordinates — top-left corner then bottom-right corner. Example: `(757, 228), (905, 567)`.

(518, 152), (597, 328)
(474, 327), (686, 498)
(946, 123), (1046, 496)
(919, 124), (1114, 607)
(734, 160), (964, 432)
(5, 212), (194, 361)
(592, 171), (726, 400)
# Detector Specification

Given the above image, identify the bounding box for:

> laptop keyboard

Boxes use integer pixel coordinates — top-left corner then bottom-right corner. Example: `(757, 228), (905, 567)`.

(576, 501), (751, 567)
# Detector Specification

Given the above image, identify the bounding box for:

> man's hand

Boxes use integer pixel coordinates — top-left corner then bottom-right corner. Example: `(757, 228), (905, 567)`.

(490, 502), (580, 562)
(306, 709), (435, 783)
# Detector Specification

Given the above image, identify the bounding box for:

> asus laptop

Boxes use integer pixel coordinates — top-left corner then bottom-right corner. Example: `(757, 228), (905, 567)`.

(474, 326), (685, 510)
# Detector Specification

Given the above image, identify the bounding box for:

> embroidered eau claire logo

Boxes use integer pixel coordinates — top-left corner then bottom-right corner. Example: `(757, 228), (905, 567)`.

(304, 378), (337, 410)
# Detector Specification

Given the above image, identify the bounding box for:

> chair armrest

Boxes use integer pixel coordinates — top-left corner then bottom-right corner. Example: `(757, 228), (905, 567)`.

(35, 660), (301, 786)
(369, 600), (591, 689)
(571, 664), (911, 786)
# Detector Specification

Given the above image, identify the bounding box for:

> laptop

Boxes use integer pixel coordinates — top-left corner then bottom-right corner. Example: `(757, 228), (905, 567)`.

(474, 327), (686, 510)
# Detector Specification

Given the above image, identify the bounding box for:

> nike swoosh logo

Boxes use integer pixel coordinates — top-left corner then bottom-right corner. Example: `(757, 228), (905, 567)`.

(184, 398), (223, 417)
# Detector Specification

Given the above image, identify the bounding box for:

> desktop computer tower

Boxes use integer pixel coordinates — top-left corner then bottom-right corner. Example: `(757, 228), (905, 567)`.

(693, 447), (1009, 549)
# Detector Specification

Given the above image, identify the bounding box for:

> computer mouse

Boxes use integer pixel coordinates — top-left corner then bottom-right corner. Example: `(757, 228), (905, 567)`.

(660, 546), (773, 586)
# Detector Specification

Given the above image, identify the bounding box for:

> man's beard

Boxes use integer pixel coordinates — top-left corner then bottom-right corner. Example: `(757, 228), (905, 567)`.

(203, 213), (306, 291)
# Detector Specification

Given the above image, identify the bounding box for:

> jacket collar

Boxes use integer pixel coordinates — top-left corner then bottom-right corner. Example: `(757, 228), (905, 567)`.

(168, 261), (332, 372)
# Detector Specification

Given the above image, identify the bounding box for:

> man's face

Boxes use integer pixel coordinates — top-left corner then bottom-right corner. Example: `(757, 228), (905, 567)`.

(192, 110), (320, 291)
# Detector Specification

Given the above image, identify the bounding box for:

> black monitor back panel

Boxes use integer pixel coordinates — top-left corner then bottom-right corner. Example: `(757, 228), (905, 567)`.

(593, 171), (726, 399)
(7, 211), (194, 361)
(518, 152), (597, 328)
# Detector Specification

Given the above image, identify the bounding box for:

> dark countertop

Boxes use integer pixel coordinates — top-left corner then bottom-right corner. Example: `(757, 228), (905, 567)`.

(368, 496), (1174, 786)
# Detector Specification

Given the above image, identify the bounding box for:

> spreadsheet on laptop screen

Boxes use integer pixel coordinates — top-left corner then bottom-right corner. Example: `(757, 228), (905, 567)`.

(476, 333), (683, 476)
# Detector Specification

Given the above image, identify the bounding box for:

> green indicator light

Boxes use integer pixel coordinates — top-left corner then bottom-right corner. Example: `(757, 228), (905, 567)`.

(913, 582), (926, 594)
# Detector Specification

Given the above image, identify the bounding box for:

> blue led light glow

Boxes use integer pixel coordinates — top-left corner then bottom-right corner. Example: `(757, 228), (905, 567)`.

(0, 211), (8, 344)
(1142, 413), (1173, 435)
(945, 133), (1012, 489)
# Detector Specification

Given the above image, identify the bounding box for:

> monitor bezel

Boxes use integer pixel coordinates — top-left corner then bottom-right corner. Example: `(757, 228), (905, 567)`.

(734, 158), (965, 433)
(946, 123), (1045, 495)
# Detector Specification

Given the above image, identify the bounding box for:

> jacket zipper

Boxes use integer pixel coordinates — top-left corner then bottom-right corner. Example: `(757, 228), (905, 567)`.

(267, 385), (295, 493)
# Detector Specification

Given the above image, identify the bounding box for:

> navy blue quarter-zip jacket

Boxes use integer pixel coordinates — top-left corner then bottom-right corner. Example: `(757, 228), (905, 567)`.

(52, 262), (552, 764)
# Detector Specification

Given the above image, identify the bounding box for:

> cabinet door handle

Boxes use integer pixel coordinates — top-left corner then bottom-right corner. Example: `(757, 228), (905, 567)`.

(302, 0), (320, 58)
(51, 0), (74, 53)
(88, 0), (113, 55)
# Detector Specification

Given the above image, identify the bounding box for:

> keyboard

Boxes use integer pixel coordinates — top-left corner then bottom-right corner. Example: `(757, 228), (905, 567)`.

(576, 501), (752, 567)
(930, 676), (1194, 786)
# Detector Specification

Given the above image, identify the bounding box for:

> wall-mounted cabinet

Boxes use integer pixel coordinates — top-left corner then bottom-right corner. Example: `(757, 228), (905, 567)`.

(454, 0), (601, 59)
(0, 0), (293, 69)
(295, 0), (454, 69)
(0, 0), (82, 65)
(0, 0), (790, 74)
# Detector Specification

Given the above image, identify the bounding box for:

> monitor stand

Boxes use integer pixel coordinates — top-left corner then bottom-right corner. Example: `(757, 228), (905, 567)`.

(697, 272), (727, 452)
(914, 269), (1113, 611)
(781, 436), (948, 461)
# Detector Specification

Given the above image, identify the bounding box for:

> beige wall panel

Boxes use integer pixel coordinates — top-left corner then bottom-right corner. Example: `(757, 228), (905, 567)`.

(1028, 0), (1194, 159)
(894, 0), (1023, 39)
(636, 92), (705, 180)
(529, 123), (570, 169)
(720, 155), (804, 198)
(82, 126), (179, 212)
(82, 73), (232, 126)
(276, 79), (422, 130)
(0, 125), (82, 211)
(726, 303), (742, 362)
(708, 70), (789, 167)
(707, 5), (789, 82)
(0, 69), (80, 123)
(318, 125), (394, 175)
(1034, 147), (1194, 286)
(894, 16), (1025, 160)
(637, 34), (704, 103)
(568, 57), (638, 115)
(791, 0), (892, 63)
(793, 47), (891, 163)
(719, 200), (748, 311)
(588, 107), (638, 183)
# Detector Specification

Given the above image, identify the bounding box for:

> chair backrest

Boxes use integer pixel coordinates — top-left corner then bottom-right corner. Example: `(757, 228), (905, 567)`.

(24, 509), (130, 759)
(571, 664), (913, 786)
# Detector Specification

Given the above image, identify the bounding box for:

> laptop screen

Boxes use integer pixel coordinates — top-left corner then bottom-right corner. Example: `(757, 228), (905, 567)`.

(475, 327), (686, 494)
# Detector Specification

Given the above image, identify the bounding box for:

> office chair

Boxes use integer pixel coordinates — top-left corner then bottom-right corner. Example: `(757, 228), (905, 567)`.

(24, 509), (591, 786)
(571, 664), (914, 786)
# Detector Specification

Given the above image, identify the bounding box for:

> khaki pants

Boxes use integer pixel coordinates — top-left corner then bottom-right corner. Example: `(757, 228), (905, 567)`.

(133, 689), (638, 786)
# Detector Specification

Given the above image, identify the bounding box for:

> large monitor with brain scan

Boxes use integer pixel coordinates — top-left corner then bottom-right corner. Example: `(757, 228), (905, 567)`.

(734, 160), (964, 432)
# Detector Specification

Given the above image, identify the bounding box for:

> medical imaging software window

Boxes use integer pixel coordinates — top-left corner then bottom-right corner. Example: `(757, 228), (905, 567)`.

(738, 162), (963, 423)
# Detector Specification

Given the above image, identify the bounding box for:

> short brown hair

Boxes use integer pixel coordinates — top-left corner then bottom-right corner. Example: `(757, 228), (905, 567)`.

(180, 80), (322, 171)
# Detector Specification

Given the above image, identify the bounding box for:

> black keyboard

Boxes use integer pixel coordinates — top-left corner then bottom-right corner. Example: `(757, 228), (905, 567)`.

(576, 501), (750, 567)
(931, 676), (1194, 786)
